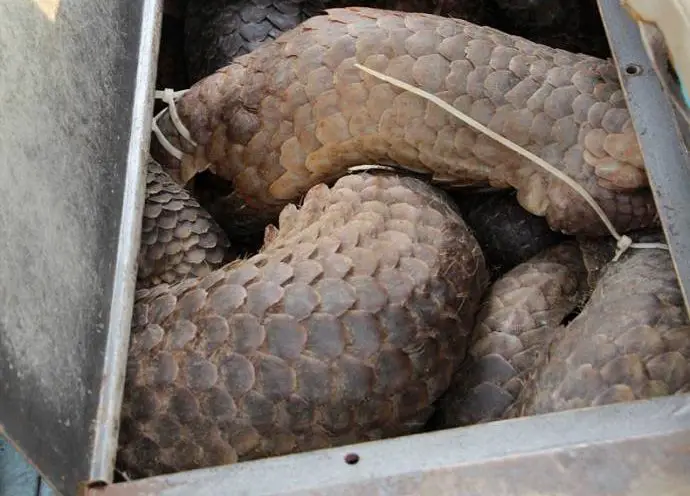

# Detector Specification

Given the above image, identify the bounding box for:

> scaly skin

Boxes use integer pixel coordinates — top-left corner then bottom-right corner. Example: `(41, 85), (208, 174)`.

(454, 190), (567, 277)
(183, 0), (497, 84)
(153, 7), (657, 238)
(508, 240), (690, 416)
(119, 171), (490, 478)
(129, 6), (676, 480)
(435, 237), (690, 427)
(327, 0), (493, 22)
(138, 159), (231, 289)
(182, 0), (607, 86)
(184, 0), (328, 83)
(435, 242), (588, 427)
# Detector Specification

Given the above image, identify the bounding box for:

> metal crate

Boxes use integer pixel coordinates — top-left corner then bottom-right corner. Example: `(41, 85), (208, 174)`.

(1, 0), (689, 494)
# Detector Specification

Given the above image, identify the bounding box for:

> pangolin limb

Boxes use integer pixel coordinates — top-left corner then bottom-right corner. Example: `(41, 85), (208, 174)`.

(184, 0), (328, 83)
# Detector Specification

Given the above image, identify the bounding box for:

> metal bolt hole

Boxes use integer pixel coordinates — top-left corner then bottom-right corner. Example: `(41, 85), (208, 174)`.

(625, 64), (643, 76)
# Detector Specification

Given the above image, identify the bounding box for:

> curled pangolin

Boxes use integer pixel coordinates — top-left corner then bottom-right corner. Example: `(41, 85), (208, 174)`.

(121, 168), (489, 477)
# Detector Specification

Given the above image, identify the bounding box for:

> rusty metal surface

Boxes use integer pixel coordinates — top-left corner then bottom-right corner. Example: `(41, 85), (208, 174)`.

(89, 394), (690, 495)
(596, 0), (690, 316)
(0, 0), (161, 494)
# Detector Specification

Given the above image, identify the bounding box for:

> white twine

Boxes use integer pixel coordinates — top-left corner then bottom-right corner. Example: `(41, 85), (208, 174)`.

(151, 88), (195, 161)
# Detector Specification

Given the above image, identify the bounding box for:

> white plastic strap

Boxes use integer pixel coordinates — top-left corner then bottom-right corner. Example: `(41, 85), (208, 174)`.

(156, 88), (197, 146)
(151, 107), (183, 160)
(151, 88), (196, 161)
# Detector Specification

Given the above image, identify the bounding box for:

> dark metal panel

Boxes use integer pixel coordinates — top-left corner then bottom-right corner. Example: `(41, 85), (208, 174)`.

(596, 0), (690, 315)
(0, 0), (161, 494)
(88, 395), (690, 496)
